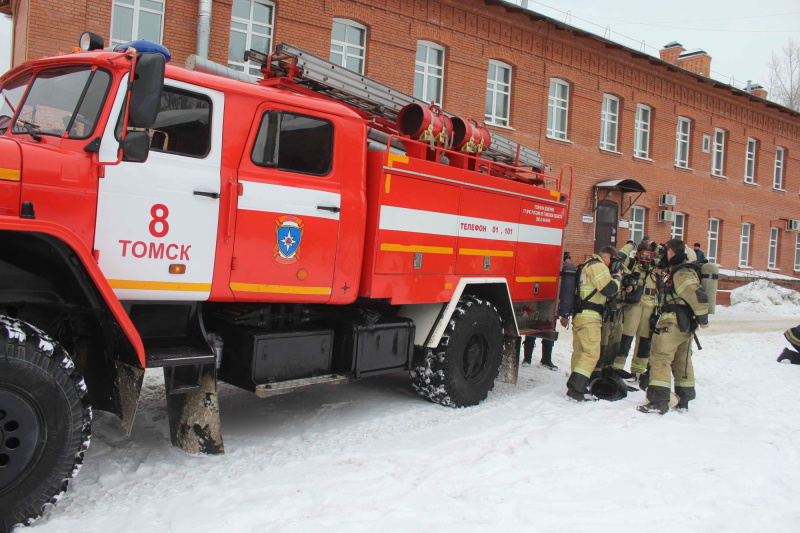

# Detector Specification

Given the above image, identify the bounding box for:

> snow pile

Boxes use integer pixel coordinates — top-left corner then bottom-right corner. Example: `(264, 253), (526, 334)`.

(719, 278), (800, 316)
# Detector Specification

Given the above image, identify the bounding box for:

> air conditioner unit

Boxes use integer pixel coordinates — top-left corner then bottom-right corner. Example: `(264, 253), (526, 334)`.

(659, 194), (677, 207)
(787, 220), (800, 232)
(658, 210), (676, 223)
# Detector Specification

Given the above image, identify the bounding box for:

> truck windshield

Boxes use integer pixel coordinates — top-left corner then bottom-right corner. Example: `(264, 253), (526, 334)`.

(11, 67), (111, 140)
(0, 74), (31, 134)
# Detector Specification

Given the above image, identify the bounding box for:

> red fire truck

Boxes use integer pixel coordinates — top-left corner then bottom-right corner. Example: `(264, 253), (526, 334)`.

(0, 33), (571, 528)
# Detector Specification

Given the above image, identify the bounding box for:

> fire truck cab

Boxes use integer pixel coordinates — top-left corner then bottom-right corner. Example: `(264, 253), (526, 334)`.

(0, 35), (570, 529)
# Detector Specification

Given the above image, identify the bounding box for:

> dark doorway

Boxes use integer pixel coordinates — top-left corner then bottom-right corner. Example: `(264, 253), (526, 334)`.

(594, 200), (618, 253)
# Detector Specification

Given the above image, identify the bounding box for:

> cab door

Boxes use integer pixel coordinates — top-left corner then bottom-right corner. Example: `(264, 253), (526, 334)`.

(94, 79), (223, 301)
(229, 104), (341, 303)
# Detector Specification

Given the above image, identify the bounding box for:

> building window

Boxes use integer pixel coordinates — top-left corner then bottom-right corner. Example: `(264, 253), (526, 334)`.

(768, 227), (779, 269)
(330, 19), (366, 74)
(485, 61), (511, 127)
(702, 134), (711, 153)
(629, 206), (645, 244)
(739, 223), (751, 267)
(795, 233), (800, 272)
(634, 104), (651, 159)
(744, 138), (757, 184)
(414, 41), (444, 105)
(712, 128), (726, 177)
(546, 79), (569, 140)
(707, 218), (720, 264)
(111, 0), (164, 48)
(671, 212), (685, 240)
(228, 0), (275, 76)
(675, 117), (691, 168)
(599, 94), (619, 152)
(774, 147), (786, 190)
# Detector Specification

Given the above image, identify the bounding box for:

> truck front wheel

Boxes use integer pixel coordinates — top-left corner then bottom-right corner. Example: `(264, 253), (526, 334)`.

(0, 317), (91, 531)
(410, 295), (503, 407)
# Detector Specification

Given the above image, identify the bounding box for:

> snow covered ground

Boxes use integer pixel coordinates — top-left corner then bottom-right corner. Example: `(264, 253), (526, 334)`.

(21, 284), (800, 533)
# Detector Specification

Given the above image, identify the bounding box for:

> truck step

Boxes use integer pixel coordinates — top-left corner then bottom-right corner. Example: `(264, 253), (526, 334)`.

(146, 346), (216, 368)
(255, 374), (349, 398)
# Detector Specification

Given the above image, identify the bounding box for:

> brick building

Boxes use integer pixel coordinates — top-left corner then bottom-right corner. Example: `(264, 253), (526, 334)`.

(3, 0), (799, 274)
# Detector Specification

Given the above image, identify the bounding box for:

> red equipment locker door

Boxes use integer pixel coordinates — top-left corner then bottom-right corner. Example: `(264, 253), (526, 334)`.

(229, 105), (342, 303)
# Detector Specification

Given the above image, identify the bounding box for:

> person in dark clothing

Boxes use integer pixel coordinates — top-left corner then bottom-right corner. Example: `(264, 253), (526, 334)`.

(777, 325), (800, 364)
(693, 243), (708, 264)
(522, 336), (557, 370)
(522, 252), (576, 371)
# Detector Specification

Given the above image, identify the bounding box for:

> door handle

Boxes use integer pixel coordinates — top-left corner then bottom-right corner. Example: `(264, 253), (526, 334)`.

(194, 190), (220, 199)
(317, 205), (340, 213)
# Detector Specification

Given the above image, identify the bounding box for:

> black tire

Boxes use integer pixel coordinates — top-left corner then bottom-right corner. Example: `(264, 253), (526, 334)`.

(410, 295), (504, 407)
(0, 317), (92, 531)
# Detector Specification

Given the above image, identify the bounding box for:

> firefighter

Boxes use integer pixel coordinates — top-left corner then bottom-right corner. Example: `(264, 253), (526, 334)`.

(613, 243), (659, 380)
(638, 239), (709, 414)
(566, 245), (622, 402)
(777, 325), (800, 364)
(597, 255), (630, 374)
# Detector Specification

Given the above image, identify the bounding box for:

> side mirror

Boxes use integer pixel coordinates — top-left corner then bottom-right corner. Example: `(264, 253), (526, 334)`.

(121, 131), (151, 162)
(129, 53), (165, 128)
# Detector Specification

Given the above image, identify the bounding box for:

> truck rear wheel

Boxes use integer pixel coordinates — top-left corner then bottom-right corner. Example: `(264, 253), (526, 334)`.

(410, 295), (503, 407)
(0, 317), (91, 531)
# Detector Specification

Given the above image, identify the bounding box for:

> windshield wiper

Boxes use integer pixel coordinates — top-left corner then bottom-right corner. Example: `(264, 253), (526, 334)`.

(16, 120), (42, 142)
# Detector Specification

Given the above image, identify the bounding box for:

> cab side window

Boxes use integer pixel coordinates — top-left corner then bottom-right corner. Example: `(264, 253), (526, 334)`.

(251, 111), (333, 176)
(150, 87), (212, 157)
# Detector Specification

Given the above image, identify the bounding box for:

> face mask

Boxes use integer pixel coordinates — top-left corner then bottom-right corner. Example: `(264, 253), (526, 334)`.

(637, 250), (654, 264)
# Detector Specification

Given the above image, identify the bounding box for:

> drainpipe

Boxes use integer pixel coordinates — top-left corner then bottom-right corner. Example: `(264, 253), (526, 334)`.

(197, 0), (212, 59)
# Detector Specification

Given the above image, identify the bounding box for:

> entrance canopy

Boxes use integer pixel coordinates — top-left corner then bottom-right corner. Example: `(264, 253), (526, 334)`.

(593, 179), (646, 217)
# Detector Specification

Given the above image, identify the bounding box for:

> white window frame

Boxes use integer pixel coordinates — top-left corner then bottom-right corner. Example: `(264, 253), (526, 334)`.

(744, 138), (757, 184)
(629, 206), (645, 244)
(768, 227), (779, 269)
(633, 104), (652, 159)
(228, 0), (275, 76)
(414, 41), (445, 106)
(547, 78), (569, 141)
(330, 19), (367, 74)
(712, 128), (726, 177)
(774, 147), (786, 190)
(707, 218), (720, 264)
(739, 223), (751, 267)
(485, 61), (511, 127)
(794, 233), (800, 272)
(671, 212), (685, 240)
(600, 94), (619, 152)
(675, 117), (691, 168)
(110, 0), (165, 48)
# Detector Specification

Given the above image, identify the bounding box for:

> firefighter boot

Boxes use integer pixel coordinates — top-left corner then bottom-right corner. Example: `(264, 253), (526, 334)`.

(636, 336), (652, 359)
(613, 335), (635, 378)
(638, 382), (669, 414)
(540, 342), (558, 371)
(566, 372), (595, 402)
(777, 348), (800, 365)
(638, 370), (650, 391)
(675, 386), (696, 412)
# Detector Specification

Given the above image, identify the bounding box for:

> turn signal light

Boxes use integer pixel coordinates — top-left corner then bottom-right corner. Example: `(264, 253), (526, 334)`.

(169, 264), (186, 274)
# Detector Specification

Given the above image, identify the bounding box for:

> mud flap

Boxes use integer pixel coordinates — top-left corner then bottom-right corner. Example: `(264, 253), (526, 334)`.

(165, 363), (224, 455)
(497, 335), (520, 385)
(113, 361), (145, 436)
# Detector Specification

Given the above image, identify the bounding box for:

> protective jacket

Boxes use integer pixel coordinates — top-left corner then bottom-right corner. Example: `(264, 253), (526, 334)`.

(656, 256), (709, 332)
(575, 254), (620, 322)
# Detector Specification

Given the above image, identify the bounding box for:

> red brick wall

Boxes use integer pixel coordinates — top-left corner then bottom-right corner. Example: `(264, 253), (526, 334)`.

(13, 0), (800, 274)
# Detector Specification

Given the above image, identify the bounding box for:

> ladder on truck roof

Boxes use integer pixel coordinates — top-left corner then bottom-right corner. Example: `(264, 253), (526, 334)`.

(250, 43), (546, 173)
